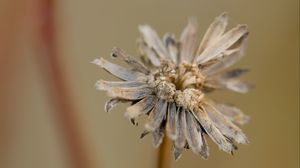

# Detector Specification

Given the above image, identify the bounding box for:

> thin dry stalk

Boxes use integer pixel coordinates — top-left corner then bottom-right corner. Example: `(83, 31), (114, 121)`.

(157, 137), (171, 168)
(30, 0), (94, 168)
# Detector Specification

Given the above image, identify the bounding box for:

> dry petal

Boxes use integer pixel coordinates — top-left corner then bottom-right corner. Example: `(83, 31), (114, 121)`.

(125, 95), (157, 120)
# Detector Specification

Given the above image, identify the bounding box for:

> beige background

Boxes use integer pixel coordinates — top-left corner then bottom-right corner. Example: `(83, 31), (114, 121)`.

(0, 0), (299, 168)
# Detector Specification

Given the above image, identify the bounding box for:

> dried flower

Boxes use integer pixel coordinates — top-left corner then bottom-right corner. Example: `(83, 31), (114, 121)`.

(93, 12), (251, 160)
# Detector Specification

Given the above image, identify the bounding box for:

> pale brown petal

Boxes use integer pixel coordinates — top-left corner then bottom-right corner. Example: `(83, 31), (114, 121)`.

(195, 12), (228, 57)
(163, 33), (178, 64)
(92, 57), (147, 81)
(96, 80), (146, 90)
(202, 33), (249, 75)
(219, 79), (253, 93)
(204, 103), (248, 144)
(179, 18), (198, 63)
(215, 103), (250, 125)
(152, 126), (164, 148)
(107, 86), (153, 100)
(219, 68), (249, 79)
(111, 47), (150, 74)
(139, 25), (169, 59)
(206, 68), (249, 81)
(174, 107), (187, 160)
(196, 24), (248, 64)
(194, 107), (234, 153)
(125, 95), (157, 120)
(185, 111), (206, 157)
(166, 102), (177, 140)
(145, 99), (168, 132)
(200, 132), (209, 159)
(138, 41), (161, 66)
(104, 98), (129, 113)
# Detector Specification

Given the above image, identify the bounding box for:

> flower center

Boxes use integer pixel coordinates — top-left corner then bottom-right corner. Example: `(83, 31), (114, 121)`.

(152, 59), (205, 109)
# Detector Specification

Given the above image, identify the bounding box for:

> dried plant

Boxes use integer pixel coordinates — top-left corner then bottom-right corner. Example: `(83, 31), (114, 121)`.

(93, 12), (251, 160)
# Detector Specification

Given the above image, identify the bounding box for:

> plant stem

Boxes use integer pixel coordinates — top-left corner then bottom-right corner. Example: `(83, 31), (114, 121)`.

(157, 137), (171, 168)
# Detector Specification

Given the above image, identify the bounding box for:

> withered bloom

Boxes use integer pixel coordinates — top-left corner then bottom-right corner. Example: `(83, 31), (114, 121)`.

(93, 13), (251, 160)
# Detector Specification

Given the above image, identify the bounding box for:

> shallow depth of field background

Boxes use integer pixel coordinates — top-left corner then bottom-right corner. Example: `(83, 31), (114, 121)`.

(0, 0), (299, 168)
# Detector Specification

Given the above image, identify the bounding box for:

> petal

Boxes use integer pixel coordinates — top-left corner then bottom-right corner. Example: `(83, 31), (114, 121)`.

(215, 103), (250, 125)
(111, 47), (150, 74)
(92, 57), (147, 81)
(104, 98), (129, 113)
(206, 68), (250, 81)
(195, 12), (228, 57)
(96, 80), (147, 90)
(202, 33), (249, 75)
(152, 126), (164, 148)
(139, 25), (170, 59)
(166, 102), (177, 140)
(185, 111), (207, 158)
(145, 99), (168, 132)
(204, 103), (249, 144)
(179, 18), (198, 63)
(174, 107), (187, 160)
(219, 79), (253, 93)
(193, 107), (234, 153)
(138, 41), (161, 66)
(196, 24), (248, 64)
(219, 68), (250, 79)
(107, 86), (153, 100)
(125, 95), (157, 120)
(200, 132), (209, 159)
(163, 33), (179, 64)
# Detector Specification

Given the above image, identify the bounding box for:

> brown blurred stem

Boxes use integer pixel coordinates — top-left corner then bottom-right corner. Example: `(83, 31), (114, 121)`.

(157, 137), (171, 168)
(30, 0), (94, 168)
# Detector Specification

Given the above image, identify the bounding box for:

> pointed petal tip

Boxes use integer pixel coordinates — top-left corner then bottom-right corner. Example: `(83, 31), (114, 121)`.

(91, 57), (105, 67)
(138, 24), (150, 32)
(144, 123), (155, 132)
(174, 150), (182, 161)
(237, 24), (249, 32)
(220, 11), (228, 16)
(91, 58), (100, 65)
(95, 80), (104, 90)
(187, 16), (198, 25)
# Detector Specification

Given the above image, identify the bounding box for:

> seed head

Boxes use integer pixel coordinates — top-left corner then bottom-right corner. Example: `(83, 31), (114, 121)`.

(93, 12), (251, 160)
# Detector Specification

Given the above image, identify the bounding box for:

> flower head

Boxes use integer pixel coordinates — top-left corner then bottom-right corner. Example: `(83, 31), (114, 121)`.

(93, 13), (251, 160)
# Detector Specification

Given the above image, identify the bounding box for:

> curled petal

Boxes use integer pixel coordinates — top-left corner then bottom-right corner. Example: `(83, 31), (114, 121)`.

(104, 98), (129, 113)
(111, 47), (150, 74)
(92, 57), (147, 81)
(125, 95), (158, 120)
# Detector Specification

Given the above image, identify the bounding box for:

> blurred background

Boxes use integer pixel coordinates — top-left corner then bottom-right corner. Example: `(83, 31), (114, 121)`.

(0, 0), (299, 168)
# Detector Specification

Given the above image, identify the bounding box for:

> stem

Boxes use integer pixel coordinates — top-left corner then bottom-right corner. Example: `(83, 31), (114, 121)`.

(31, 1), (93, 167)
(157, 137), (171, 168)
